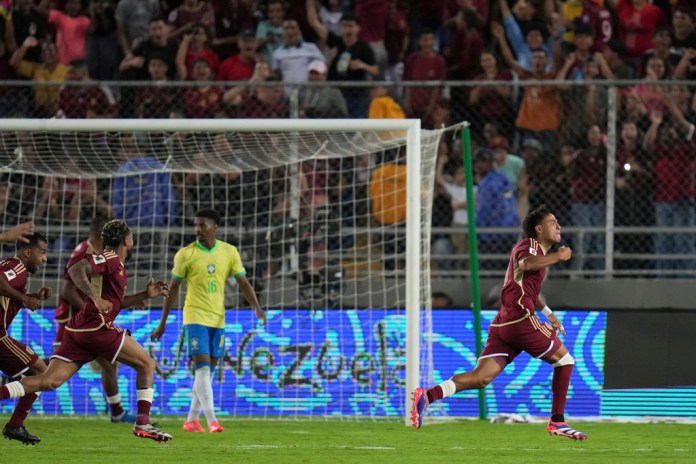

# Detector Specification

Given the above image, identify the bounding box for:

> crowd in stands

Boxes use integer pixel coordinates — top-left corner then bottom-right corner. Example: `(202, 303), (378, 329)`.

(0, 0), (695, 276)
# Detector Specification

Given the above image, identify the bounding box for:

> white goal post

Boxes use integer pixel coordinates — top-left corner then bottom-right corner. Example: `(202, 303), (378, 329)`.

(0, 118), (446, 425)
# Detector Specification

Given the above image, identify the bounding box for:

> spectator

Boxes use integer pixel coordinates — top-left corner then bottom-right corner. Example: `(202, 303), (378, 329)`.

(7, 0), (48, 63)
(599, 38), (634, 80)
(355, 0), (389, 76)
(671, 4), (696, 57)
(138, 56), (180, 118)
(119, 18), (177, 80)
(10, 36), (66, 117)
(111, 135), (177, 228)
(368, 84), (405, 119)
(300, 59), (348, 118)
(614, 120), (654, 269)
(45, 0), (91, 65)
(434, 153), (470, 270)
(115, 0), (160, 59)
(494, 23), (564, 154)
(217, 28), (257, 82)
(403, 29), (447, 128)
(564, 23), (594, 79)
(256, 0), (285, 63)
(431, 291), (454, 308)
(229, 77), (288, 119)
(210, 0), (256, 60)
(222, 59), (271, 109)
(370, 149), (407, 226)
(272, 19), (324, 85)
(185, 58), (224, 118)
(383, 0), (409, 82)
(472, 148), (519, 270)
(640, 26), (678, 77)
(175, 23), (220, 80)
(0, 37), (21, 117)
(631, 55), (668, 117)
(577, 0), (614, 52)
(517, 138), (567, 224)
(490, 136), (524, 196)
(467, 50), (514, 137)
(327, 13), (378, 118)
(57, 59), (117, 118)
(86, 0), (118, 80)
(498, 0), (553, 72)
(443, 8), (484, 81)
(570, 124), (607, 272)
(613, 0), (667, 61)
(167, 0), (215, 39)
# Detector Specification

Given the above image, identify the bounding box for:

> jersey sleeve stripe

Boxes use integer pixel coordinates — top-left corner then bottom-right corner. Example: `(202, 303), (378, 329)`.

(233, 270), (246, 278)
(171, 272), (184, 281)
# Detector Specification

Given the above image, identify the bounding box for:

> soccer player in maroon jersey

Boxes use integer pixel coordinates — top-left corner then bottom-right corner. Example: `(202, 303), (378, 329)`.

(53, 215), (135, 423)
(0, 220), (173, 442)
(0, 233), (52, 445)
(411, 205), (589, 440)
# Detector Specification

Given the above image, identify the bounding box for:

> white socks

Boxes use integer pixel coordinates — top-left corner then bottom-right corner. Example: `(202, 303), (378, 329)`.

(188, 366), (217, 425)
(137, 388), (153, 403)
(439, 379), (456, 399)
(106, 393), (121, 405)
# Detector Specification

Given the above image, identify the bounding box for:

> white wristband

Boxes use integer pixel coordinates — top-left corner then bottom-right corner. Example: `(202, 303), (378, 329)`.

(541, 306), (553, 317)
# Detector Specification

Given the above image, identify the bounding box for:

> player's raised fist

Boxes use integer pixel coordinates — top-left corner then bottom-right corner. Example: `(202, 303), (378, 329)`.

(35, 287), (53, 300)
(22, 295), (41, 311)
(557, 246), (572, 261)
(95, 297), (113, 314)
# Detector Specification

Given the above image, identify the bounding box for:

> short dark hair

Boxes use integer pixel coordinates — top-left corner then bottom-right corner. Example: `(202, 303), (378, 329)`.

(606, 38), (626, 56)
(340, 12), (359, 25)
(101, 219), (131, 248)
(195, 208), (221, 226)
(68, 59), (87, 69)
(16, 232), (47, 253)
(523, 204), (554, 239)
(90, 215), (110, 236)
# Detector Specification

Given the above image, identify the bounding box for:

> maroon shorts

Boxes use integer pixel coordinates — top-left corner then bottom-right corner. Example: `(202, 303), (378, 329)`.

(51, 325), (126, 366)
(480, 314), (562, 365)
(0, 334), (40, 378)
(53, 322), (66, 348)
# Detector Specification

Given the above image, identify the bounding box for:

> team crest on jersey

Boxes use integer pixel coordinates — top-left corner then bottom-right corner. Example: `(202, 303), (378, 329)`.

(529, 247), (537, 256)
(207, 264), (215, 274)
(191, 337), (199, 350)
(92, 254), (106, 264)
(4, 269), (16, 281)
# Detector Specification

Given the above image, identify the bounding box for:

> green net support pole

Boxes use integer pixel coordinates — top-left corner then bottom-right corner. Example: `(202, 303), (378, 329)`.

(461, 124), (487, 420)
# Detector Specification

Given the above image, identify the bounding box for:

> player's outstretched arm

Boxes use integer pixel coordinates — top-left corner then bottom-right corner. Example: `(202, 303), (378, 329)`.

(123, 277), (170, 309)
(0, 221), (34, 243)
(236, 275), (267, 326)
(151, 278), (181, 341)
(519, 246), (572, 272)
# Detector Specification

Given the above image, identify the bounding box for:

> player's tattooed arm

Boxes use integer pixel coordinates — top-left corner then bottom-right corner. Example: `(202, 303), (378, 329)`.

(68, 260), (112, 314)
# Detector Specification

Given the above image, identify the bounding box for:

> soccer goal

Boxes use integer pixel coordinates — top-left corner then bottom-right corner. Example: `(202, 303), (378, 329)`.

(0, 118), (450, 424)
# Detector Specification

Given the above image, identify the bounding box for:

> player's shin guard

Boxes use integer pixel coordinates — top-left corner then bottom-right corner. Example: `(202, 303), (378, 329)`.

(8, 393), (38, 428)
(106, 393), (125, 417)
(551, 354), (575, 421)
(136, 388), (154, 425)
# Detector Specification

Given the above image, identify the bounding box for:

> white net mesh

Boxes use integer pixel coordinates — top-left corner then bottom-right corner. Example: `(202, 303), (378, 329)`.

(0, 119), (452, 420)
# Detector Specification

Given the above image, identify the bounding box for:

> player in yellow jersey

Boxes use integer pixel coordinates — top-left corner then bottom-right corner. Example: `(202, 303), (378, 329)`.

(150, 209), (266, 433)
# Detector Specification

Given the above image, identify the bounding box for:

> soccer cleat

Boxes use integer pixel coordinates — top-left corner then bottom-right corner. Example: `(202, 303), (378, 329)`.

(410, 387), (429, 429)
(209, 421), (224, 433)
(111, 412), (137, 423)
(182, 420), (205, 433)
(133, 423), (173, 442)
(547, 421), (589, 440)
(3, 424), (41, 445)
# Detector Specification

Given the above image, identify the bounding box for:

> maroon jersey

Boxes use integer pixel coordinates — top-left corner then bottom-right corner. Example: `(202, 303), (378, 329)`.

(55, 240), (98, 323)
(58, 85), (117, 118)
(498, 239), (546, 323)
(66, 250), (127, 332)
(0, 258), (28, 336)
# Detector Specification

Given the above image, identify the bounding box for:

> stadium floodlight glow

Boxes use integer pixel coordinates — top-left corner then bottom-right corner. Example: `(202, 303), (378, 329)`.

(0, 118), (451, 425)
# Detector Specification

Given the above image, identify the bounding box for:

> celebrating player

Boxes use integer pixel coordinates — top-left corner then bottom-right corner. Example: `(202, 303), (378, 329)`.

(54, 216), (135, 423)
(151, 208), (266, 434)
(0, 233), (52, 445)
(411, 205), (589, 440)
(0, 220), (173, 442)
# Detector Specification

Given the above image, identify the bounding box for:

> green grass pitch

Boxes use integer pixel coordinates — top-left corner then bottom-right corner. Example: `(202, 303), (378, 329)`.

(1, 417), (694, 464)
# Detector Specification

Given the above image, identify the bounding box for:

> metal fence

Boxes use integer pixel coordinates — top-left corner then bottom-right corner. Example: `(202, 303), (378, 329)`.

(0, 79), (694, 279)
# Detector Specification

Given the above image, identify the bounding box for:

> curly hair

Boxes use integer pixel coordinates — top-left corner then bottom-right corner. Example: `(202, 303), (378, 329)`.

(195, 208), (221, 226)
(101, 219), (131, 248)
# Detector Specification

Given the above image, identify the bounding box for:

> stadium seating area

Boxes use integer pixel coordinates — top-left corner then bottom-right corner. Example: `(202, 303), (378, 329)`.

(0, 0), (695, 277)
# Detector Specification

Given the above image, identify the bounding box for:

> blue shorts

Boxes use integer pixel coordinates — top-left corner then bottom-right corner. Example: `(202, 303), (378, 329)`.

(184, 324), (225, 358)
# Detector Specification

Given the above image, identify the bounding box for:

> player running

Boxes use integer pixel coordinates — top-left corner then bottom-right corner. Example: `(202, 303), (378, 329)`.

(411, 205), (589, 440)
(0, 220), (173, 442)
(0, 233), (51, 445)
(150, 208), (266, 434)
(54, 215), (135, 423)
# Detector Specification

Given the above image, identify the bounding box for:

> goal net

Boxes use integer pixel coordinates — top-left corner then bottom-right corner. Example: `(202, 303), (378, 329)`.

(0, 118), (452, 423)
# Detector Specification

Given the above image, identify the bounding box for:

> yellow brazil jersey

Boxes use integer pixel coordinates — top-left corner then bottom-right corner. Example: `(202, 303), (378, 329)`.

(171, 240), (246, 328)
